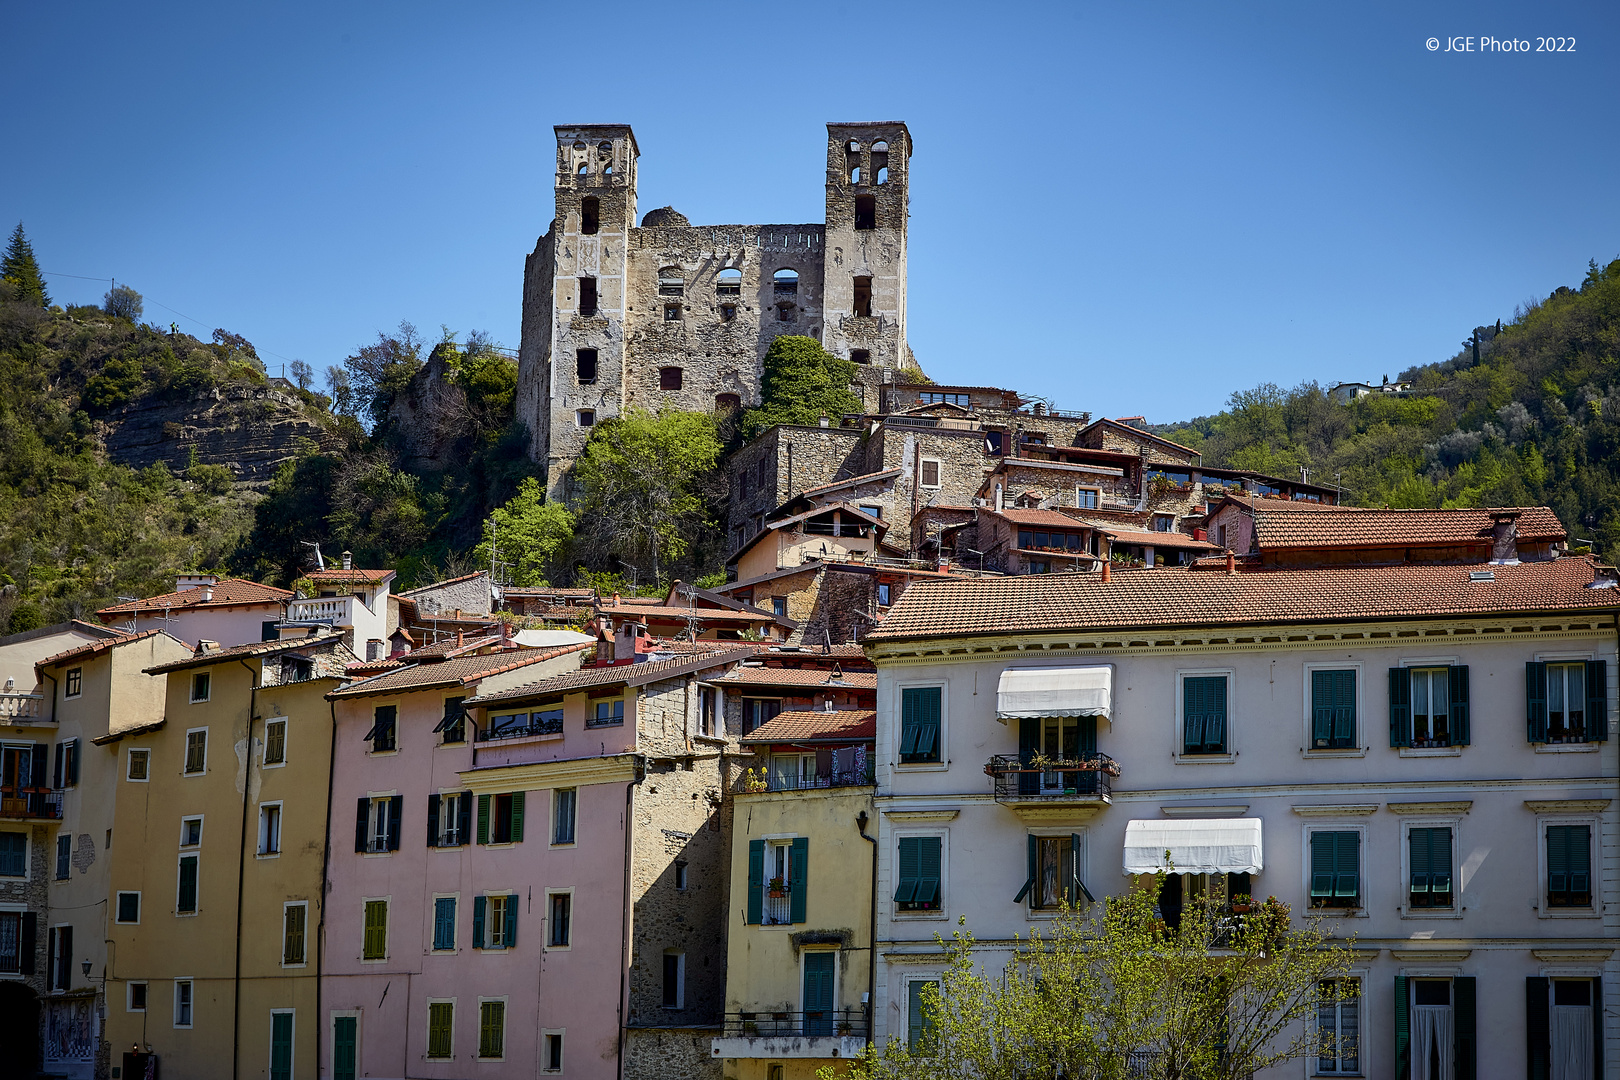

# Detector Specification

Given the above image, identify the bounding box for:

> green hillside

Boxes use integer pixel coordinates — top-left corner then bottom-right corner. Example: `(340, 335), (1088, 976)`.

(1158, 258), (1620, 562)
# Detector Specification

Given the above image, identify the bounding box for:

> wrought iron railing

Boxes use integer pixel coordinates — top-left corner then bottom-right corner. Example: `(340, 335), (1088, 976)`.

(720, 1010), (868, 1039)
(477, 715), (565, 741)
(985, 753), (1116, 801)
(0, 787), (64, 820)
(735, 760), (874, 794)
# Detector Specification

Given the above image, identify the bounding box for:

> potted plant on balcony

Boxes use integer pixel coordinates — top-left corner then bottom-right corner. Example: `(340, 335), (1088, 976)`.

(1229, 892), (1252, 914)
(741, 768), (768, 793)
(768, 876), (787, 898)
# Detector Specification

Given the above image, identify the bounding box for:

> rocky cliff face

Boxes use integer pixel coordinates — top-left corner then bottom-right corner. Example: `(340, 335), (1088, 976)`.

(96, 383), (341, 487)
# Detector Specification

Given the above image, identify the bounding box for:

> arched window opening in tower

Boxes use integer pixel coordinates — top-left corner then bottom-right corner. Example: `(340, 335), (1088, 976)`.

(773, 269), (798, 295)
(853, 277), (873, 318)
(855, 195), (876, 230)
(850, 165), (862, 184)
(578, 163), (588, 177)
(659, 268), (685, 296)
(872, 141), (889, 185)
(660, 367), (684, 391)
(576, 349), (598, 384)
(581, 197), (599, 235)
(716, 268), (742, 296)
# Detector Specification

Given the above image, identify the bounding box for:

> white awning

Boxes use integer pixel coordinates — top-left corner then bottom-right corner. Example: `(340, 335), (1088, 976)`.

(1122, 818), (1264, 875)
(512, 628), (595, 648)
(996, 665), (1112, 720)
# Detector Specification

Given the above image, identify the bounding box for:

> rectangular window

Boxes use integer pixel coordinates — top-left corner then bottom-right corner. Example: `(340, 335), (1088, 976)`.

(720, 303), (736, 321)
(1409, 667), (1451, 747)
(365, 706), (397, 752)
(65, 667), (82, 698)
(1315, 978), (1360, 1074)
(177, 854), (199, 913)
(662, 952), (684, 1008)
(128, 982), (147, 1012)
(117, 891), (141, 924)
(589, 699), (624, 727)
(259, 804), (282, 855)
(1181, 675), (1228, 755)
(1546, 824), (1592, 908)
(854, 194), (876, 230)
(283, 903), (306, 965)
(553, 789), (577, 845)
(127, 748), (149, 781)
(675, 861), (688, 890)
(549, 893), (571, 947)
(659, 366), (684, 390)
(578, 277), (597, 317)
(1153, 514), (1176, 532)
(487, 895), (513, 949)
(1029, 835), (1079, 910)
(899, 687), (942, 764)
(771, 596), (788, 618)
(0, 833), (27, 877)
(1309, 831), (1361, 907)
(1408, 827), (1454, 909)
(699, 687), (716, 736)
(435, 696), (466, 743)
(0, 910), (20, 972)
(907, 979), (939, 1050)
(263, 719), (287, 765)
(363, 796), (402, 853)
(477, 792), (526, 845)
(1075, 487), (1099, 509)
(47, 925), (72, 990)
(576, 348), (598, 384)
(433, 791), (471, 847)
(894, 835), (942, 912)
(190, 671), (210, 703)
(853, 275), (873, 317)
(1311, 670), (1357, 749)
(53, 739), (79, 788)
(174, 979), (193, 1027)
(479, 1000), (506, 1059)
(427, 1002), (454, 1059)
(270, 1011), (294, 1080)
(433, 897), (456, 951)
(744, 698), (781, 734)
(363, 899), (388, 960)
(55, 834), (70, 880)
(1529, 660), (1606, 744)
(919, 459), (941, 488)
(877, 583), (892, 606)
(184, 730), (207, 774)
(545, 1031), (564, 1072)
(180, 816), (202, 847)
(664, 302), (681, 321)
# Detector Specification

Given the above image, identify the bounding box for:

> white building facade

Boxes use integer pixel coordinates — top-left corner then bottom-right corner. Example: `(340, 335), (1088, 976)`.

(864, 558), (1617, 1080)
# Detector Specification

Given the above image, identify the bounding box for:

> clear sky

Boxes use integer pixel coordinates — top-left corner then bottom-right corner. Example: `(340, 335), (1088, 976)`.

(4, 0), (1616, 424)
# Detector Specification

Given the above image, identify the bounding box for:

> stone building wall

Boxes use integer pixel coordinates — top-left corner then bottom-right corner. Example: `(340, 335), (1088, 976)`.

(866, 425), (993, 549)
(399, 573), (491, 618)
(726, 427), (867, 551)
(990, 460), (1138, 512)
(0, 822), (49, 997)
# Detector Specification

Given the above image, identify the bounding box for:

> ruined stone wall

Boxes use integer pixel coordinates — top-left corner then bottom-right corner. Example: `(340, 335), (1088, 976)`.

(822, 123), (911, 369)
(517, 226), (557, 472)
(867, 426), (993, 550)
(725, 426), (867, 549)
(400, 573), (491, 618)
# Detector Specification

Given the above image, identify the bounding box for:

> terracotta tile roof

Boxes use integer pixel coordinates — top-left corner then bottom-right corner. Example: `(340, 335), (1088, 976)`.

(37, 629), (177, 671)
(96, 579), (291, 616)
(1251, 506), (1566, 550)
(867, 556), (1619, 641)
(307, 568), (396, 584)
(713, 666), (876, 689)
(995, 508), (1092, 530)
(1103, 528), (1222, 550)
(328, 643), (593, 699)
(741, 709), (876, 743)
(346, 659), (406, 675)
(1212, 495), (1354, 512)
(465, 648), (756, 706)
(144, 631), (347, 674)
(398, 571), (488, 595)
(404, 634), (504, 660)
(1084, 418), (1200, 457)
(799, 469), (901, 497)
(599, 604), (779, 622)
(767, 643), (869, 660)
(503, 586), (595, 598)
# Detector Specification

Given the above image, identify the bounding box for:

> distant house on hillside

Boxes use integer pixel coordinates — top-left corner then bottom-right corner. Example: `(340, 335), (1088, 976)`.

(1328, 380), (1411, 403)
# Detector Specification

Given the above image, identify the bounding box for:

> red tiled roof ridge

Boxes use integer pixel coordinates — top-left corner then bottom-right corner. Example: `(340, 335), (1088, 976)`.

(38, 628), (175, 670)
(144, 631), (347, 673)
(328, 642), (594, 698)
(741, 708), (877, 743)
(96, 579), (291, 615)
(465, 647), (757, 706)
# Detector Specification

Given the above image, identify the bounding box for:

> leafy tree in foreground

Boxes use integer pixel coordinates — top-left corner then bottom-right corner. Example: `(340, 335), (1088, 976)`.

(832, 873), (1354, 1080)
(473, 477), (573, 586)
(740, 335), (863, 440)
(2, 222), (50, 307)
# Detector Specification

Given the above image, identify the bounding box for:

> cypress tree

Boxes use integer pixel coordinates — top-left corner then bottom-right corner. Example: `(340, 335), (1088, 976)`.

(1, 222), (51, 307)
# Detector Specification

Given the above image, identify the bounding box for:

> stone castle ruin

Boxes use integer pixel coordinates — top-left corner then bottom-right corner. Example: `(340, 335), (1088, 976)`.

(516, 122), (915, 498)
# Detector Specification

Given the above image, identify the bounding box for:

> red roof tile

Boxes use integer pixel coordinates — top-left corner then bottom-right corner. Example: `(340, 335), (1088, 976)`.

(1251, 506), (1566, 550)
(328, 643), (592, 699)
(466, 648), (757, 706)
(995, 508), (1093, 530)
(37, 629), (177, 671)
(96, 579), (291, 616)
(741, 709), (876, 743)
(307, 568), (396, 584)
(714, 666), (876, 689)
(600, 604), (778, 622)
(1102, 528), (1221, 550)
(144, 631), (347, 674)
(867, 556), (1618, 641)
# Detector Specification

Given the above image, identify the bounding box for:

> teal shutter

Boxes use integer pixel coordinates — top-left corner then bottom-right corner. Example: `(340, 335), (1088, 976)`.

(1394, 976), (1410, 1079)
(333, 1017), (357, 1080)
(1449, 665), (1471, 745)
(908, 980), (935, 1050)
(1526, 977), (1550, 1080)
(1207, 678), (1227, 750)
(1526, 662), (1549, 742)
(503, 896), (518, 947)
(1409, 829), (1431, 898)
(1309, 833), (1336, 900)
(1432, 829), (1453, 895)
(1183, 678), (1205, 750)
(1389, 668), (1411, 747)
(746, 840), (764, 925)
(270, 1013), (293, 1080)
(1334, 832), (1360, 902)
(1014, 834), (1037, 904)
(917, 836), (941, 906)
(477, 794), (490, 844)
(789, 837), (808, 923)
(894, 837), (920, 904)
(803, 952), (835, 1035)
(1454, 976), (1476, 1080)
(510, 791), (525, 843)
(900, 687), (941, 761)
(472, 895), (486, 948)
(1070, 833), (1093, 903)
(1586, 660), (1608, 741)
(1311, 671), (1335, 745)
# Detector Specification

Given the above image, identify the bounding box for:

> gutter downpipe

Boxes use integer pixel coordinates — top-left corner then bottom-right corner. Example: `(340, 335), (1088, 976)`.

(233, 658), (260, 1080)
(857, 809), (878, 1049)
(616, 757), (643, 1080)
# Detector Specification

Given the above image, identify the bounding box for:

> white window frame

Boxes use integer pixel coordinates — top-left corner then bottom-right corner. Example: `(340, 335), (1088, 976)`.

(1300, 823), (1370, 918)
(65, 667), (82, 699)
(893, 679), (948, 772)
(426, 997), (456, 1060)
(1301, 662), (1367, 757)
(545, 888), (574, 951)
(262, 717), (289, 768)
(662, 951), (686, 1010)
(126, 748), (150, 782)
(183, 727), (208, 775)
(329, 1011), (360, 1077)
(1310, 970), (1367, 1077)
(282, 901), (309, 968)
(541, 1028), (565, 1074)
(919, 457), (942, 489)
(477, 996), (508, 1061)
(268, 1009), (296, 1076)
(890, 827), (950, 922)
(1075, 486), (1100, 510)
(365, 701), (400, 756)
(1398, 814), (1464, 920)
(1173, 667), (1236, 764)
(258, 801), (283, 858)
(116, 890), (142, 925)
(1396, 655), (1463, 757)
(189, 671), (211, 704)
(179, 816), (204, 848)
(365, 795), (398, 855)
(435, 791), (466, 848)
(550, 788), (577, 847)
(902, 974), (943, 1050)
(126, 980), (148, 1012)
(174, 977), (195, 1028)
(486, 893), (514, 950)
(1535, 812), (1602, 920)
(1025, 827), (1091, 919)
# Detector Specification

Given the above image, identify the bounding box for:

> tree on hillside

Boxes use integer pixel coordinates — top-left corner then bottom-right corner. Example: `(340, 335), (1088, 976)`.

(833, 874), (1354, 1080)
(288, 359), (314, 390)
(1, 223), (50, 307)
(339, 320), (425, 428)
(473, 477), (573, 586)
(740, 335), (863, 439)
(103, 283), (143, 321)
(571, 407), (722, 583)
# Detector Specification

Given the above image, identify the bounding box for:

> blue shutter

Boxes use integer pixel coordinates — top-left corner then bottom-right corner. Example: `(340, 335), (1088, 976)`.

(1206, 677), (1227, 750)
(1449, 665), (1471, 745)
(747, 840), (764, 925)
(1586, 660), (1607, 741)
(1183, 678), (1205, 751)
(503, 896), (518, 948)
(472, 895), (486, 949)
(789, 837), (808, 924)
(1526, 662), (1548, 743)
(1388, 668), (1411, 747)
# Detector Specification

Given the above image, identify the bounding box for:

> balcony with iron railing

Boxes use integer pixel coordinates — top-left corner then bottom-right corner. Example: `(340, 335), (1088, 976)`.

(735, 760), (874, 795)
(985, 753), (1116, 817)
(0, 786), (63, 821)
(711, 1010), (869, 1061)
(0, 692), (45, 721)
(476, 714), (565, 742)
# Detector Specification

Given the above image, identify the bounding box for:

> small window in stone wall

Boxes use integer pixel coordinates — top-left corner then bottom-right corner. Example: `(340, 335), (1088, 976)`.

(581, 197), (599, 235)
(855, 195), (876, 230)
(920, 459), (941, 488)
(578, 278), (598, 317)
(773, 269), (798, 295)
(576, 349), (597, 384)
(850, 349), (870, 365)
(577, 410), (595, 428)
(660, 367), (683, 391)
(853, 277), (873, 317)
(659, 268), (684, 296)
(720, 304), (737, 321)
(664, 303), (681, 321)
(715, 394), (741, 412)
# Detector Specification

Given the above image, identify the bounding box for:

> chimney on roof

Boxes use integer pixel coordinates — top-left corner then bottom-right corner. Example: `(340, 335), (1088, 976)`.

(1226, 550), (1236, 575)
(1100, 559), (1111, 583)
(456, 629), (464, 647)
(176, 573), (218, 593)
(1490, 510), (1522, 564)
(341, 550), (353, 571)
(203, 586), (213, 602)
(612, 593), (621, 607)
(499, 619), (510, 645)
(195, 640), (219, 655)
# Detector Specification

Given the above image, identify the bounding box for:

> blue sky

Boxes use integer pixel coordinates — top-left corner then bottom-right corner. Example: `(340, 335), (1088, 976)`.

(4, 1), (1616, 423)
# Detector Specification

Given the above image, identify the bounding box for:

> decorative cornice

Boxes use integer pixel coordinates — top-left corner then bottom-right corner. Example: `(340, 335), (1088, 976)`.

(1531, 949), (1614, 963)
(1347, 948), (1383, 960)
(882, 808), (960, 822)
(458, 753), (638, 794)
(1161, 805), (1250, 818)
(1292, 804), (1380, 817)
(1006, 804), (1107, 824)
(1523, 799), (1610, 814)
(1385, 801), (1472, 815)
(1390, 949), (1472, 963)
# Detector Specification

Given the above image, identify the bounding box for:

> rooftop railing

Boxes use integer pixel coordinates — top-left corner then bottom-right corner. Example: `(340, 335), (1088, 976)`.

(736, 760), (874, 794)
(0, 692), (44, 720)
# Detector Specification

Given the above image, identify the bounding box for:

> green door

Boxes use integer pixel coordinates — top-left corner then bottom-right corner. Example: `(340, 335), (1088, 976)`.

(270, 1013), (293, 1080)
(803, 952), (835, 1036)
(332, 1016), (357, 1080)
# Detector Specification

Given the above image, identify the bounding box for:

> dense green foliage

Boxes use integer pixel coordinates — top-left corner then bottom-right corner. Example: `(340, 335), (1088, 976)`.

(472, 478), (574, 586)
(1159, 257), (1620, 561)
(741, 335), (863, 439)
(2, 223), (49, 307)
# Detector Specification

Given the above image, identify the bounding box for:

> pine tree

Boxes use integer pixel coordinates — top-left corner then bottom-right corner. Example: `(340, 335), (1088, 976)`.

(1, 222), (50, 307)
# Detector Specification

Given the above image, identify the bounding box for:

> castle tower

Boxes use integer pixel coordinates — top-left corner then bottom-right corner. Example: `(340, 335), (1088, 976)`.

(821, 122), (911, 370)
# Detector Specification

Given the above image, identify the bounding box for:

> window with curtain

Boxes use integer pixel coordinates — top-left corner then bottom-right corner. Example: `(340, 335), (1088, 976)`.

(1316, 978), (1360, 1075)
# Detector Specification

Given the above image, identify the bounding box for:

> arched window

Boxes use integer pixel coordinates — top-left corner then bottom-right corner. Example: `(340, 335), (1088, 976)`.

(659, 367), (684, 391)
(715, 393), (741, 412)
(853, 277), (873, 318)
(850, 165), (862, 184)
(872, 140), (889, 184)
(598, 141), (612, 153)
(659, 268), (685, 296)
(581, 197), (599, 235)
(773, 268), (798, 295)
(847, 140), (862, 152)
(578, 163), (588, 177)
(716, 268), (742, 296)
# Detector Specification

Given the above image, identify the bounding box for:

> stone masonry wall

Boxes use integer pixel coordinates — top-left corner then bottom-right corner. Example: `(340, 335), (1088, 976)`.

(0, 822), (50, 997)
(726, 426), (866, 551)
(867, 426), (993, 550)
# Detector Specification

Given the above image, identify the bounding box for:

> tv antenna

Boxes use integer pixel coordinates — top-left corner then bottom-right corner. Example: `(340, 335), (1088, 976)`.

(300, 541), (327, 571)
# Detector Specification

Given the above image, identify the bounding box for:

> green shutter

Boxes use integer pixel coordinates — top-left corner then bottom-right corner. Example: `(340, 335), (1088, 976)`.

(1454, 976), (1476, 1080)
(428, 1002), (453, 1059)
(1409, 829), (1431, 896)
(504, 896), (518, 948)
(1525, 977), (1550, 1080)
(509, 791), (525, 843)
(789, 837), (808, 924)
(1389, 668), (1411, 747)
(1432, 829), (1453, 894)
(1393, 976), (1410, 1079)
(747, 840), (764, 925)
(1526, 662), (1549, 742)
(1014, 834), (1037, 904)
(908, 980), (936, 1051)
(472, 895), (486, 948)
(270, 1013), (293, 1080)
(901, 687), (940, 762)
(916, 836), (941, 906)
(1310, 833), (1336, 898)
(363, 900), (387, 959)
(477, 794), (490, 845)
(178, 855), (198, 912)
(894, 837), (920, 904)
(1183, 678), (1205, 750)
(333, 1016), (357, 1080)
(1334, 832), (1360, 901)
(1586, 660), (1608, 741)
(1070, 833), (1093, 903)
(1449, 665), (1471, 745)
(1311, 671), (1335, 745)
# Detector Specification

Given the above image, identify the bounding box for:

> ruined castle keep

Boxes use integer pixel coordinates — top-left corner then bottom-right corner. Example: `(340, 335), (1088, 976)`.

(516, 122), (914, 498)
